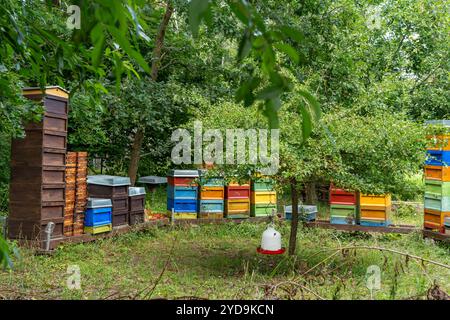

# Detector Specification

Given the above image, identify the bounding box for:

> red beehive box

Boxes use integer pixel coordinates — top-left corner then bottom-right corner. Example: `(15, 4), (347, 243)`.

(226, 182), (250, 199)
(329, 186), (356, 205)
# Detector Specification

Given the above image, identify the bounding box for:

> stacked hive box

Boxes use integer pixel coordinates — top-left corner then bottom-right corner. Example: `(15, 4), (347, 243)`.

(73, 152), (88, 235)
(84, 198), (112, 234)
(359, 194), (391, 227)
(284, 205), (317, 221)
(128, 187), (146, 225)
(167, 170), (199, 220)
(8, 86), (69, 249)
(225, 181), (251, 219)
(198, 171), (224, 219)
(424, 120), (450, 233)
(88, 175), (131, 227)
(251, 178), (277, 217)
(329, 187), (357, 225)
(64, 152), (77, 236)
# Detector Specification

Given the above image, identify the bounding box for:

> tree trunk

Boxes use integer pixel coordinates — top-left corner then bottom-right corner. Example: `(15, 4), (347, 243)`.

(128, 2), (174, 185)
(305, 181), (317, 205)
(288, 179), (299, 256)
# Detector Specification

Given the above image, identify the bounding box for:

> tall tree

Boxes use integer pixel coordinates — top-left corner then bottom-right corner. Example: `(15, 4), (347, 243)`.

(128, 1), (174, 185)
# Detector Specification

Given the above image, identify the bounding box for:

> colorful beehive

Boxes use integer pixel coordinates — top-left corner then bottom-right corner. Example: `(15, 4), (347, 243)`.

(284, 205), (317, 221)
(88, 175), (131, 227)
(198, 173), (224, 219)
(84, 198), (112, 234)
(128, 187), (146, 225)
(250, 178), (276, 217)
(359, 194), (391, 227)
(424, 120), (450, 233)
(226, 181), (250, 218)
(167, 170), (199, 219)
(329, 186), (357, 225)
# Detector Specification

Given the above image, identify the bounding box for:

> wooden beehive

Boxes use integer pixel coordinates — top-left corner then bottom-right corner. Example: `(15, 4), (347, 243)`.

(8, 87), (69, 249)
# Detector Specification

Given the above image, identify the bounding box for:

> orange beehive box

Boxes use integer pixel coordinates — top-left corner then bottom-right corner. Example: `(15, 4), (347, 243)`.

(427, 134), (450, 151)
(360, 205), (390, 221)
(199, 186), (224, 200)
(424, 208), (449, 231)
(424, 165), (450, 181)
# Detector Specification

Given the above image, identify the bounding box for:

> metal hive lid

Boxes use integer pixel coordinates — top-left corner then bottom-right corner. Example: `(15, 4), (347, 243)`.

(129, 187), (146, 196)
(87, 198), (112, 208)
(87, 175), (131, 186)
(425, 120), (450, 127)
(445, 217), (450, 227)
(284, 205), (318, 214)
(167, 170), (199, 178)
(138, 176), (167, 184)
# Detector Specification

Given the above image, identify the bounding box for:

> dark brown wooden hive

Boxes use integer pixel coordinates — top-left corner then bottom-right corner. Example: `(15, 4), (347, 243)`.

(8, 86), (69, 249)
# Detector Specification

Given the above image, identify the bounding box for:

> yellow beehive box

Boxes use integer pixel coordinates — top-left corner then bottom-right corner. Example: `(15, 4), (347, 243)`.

(225, 199), (250, 213)
(84, 224), (112, 235)
(251, 191), (277, 204)
(166, 211), (198, 220)
(360, 194), (391, 207)
(199, 186), (224, 200)
(360, 205), (390, 221)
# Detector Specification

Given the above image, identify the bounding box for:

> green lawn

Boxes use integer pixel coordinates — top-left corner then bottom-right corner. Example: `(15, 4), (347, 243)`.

(1, 220), (448, 300)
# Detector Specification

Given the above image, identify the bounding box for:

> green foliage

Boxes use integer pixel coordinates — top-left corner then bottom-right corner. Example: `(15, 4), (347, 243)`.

(0, 236), (11, 269)
(280, 107), (426, 194)
(189, 0), (322, 140)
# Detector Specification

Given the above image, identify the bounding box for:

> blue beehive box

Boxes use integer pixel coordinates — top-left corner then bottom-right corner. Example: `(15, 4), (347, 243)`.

(284, 205), (317, 221)
(199, 200), (224, 213)
(167, 198), (198, 213)
(85, 198), (112, 227)
(167, 185), (198, 199)
(426, 150), (450, 166)
(359, 219), (391, 227)
(330, 216), (356, 225)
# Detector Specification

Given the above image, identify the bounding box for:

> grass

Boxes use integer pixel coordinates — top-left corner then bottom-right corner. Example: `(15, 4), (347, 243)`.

(0, 221), (448, 300)
(0, 185), (447, 300)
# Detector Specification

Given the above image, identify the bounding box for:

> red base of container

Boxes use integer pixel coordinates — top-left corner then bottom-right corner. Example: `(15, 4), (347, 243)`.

(256, 246), (286, 255)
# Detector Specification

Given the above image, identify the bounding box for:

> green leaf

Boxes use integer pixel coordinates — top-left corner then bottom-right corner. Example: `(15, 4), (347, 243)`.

(273, 43), (300, 64)
(237, 32), (252, 61)
(298, 89), (321, 121)
(263, 100), (280, 129)
(90, 23), (106, 67)
(229, 0), (250, 25)
(106, 25), (150, 73)
(0, 236), (11, 270)
(256, 85), (283, 100)
(189, 0), (210, 37)
(279, 26), (305, 43)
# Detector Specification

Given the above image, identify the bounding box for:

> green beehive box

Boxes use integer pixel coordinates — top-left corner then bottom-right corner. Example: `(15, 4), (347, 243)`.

(424, 193), (450, 211)
(425, 179), (450, 197)
(251, 204), (277, 217)
(330, 204), (357, 220)
(251, 178), (275, 191)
